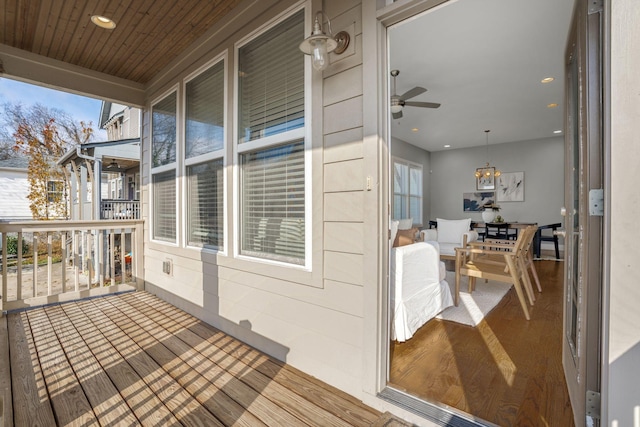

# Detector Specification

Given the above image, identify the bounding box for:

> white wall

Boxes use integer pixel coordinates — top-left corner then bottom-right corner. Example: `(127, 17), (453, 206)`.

(429, 137), (564, 227)
(606, 0), (640, 425)
(0, 168), (31, 220)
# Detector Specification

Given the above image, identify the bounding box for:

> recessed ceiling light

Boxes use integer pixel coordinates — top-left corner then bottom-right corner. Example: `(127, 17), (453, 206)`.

(553, 130), (563, 134)
(547, 103), (558, 108)
(411, 128), (419, 132)
(91, 15), (116, 29)
(541, 77), (555, 84)
(444, 144), (451, 148)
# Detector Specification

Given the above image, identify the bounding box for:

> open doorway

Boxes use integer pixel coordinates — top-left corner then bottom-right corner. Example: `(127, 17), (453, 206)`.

(386, 0), (575, 425)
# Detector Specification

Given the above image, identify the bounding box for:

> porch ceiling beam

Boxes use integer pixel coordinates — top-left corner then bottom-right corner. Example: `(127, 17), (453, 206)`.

(0, 44), (145, 107)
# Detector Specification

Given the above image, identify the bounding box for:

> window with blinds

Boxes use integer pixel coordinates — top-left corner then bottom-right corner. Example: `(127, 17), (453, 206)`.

(152, 92), (177, 167)
(393, 159), (423, 226)
(240, 141), (305, 264)
(187, 159), (224, 249)
(238, 10), (304, 143)
(236, 9), (307, 266)
(152, 170), (176, 242)
(186, 61), (224, 158)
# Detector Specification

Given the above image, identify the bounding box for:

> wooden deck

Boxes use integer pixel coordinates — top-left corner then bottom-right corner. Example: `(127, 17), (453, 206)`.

(0, 291), (404, 427)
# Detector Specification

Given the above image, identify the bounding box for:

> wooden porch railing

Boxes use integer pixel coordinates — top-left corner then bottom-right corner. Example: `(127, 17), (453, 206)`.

(101, 200), (140, 220)
(0, 219), (143, 312)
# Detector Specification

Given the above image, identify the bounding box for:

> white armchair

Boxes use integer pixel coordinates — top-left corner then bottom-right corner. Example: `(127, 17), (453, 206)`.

(390, 241), (452, 342)
(420, 218), (479, 260)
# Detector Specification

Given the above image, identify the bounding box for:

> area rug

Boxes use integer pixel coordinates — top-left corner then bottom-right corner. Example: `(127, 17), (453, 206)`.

(436, 272), (512, 327)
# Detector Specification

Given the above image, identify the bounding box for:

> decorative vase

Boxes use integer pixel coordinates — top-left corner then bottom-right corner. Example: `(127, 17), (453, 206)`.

(482, 210), (496, 223)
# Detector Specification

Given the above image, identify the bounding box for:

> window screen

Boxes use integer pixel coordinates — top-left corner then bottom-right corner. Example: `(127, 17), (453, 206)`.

(187, 159), (224, 249)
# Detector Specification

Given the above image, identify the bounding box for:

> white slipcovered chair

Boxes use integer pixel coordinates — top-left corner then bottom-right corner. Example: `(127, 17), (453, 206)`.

(390, 220), (453, 342)
(420, 218), (479, 260)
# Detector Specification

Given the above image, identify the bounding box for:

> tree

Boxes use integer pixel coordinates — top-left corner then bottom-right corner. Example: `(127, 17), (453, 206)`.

(2, 102), (94, 219)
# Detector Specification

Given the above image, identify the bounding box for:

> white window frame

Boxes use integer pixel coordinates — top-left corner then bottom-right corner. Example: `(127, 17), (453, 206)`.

(233, 4), (312, 270)
(149, 85), (180, 246)
(392, 156), (423, 227)
(182, 52), (228, 254)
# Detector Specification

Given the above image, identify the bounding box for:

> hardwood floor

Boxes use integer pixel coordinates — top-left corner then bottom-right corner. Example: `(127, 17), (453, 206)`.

(1, 291), (403, 427)
(389, 260), (574, 426)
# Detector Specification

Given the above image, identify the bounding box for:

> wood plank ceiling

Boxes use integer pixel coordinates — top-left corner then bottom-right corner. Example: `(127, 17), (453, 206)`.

(1, 0), (243, 84)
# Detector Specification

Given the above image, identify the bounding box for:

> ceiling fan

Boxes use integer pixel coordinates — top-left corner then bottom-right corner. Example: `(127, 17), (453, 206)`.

(390, 69), (441, 119)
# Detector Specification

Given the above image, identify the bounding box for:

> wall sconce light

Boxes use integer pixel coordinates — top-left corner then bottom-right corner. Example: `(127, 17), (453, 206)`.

(299, 11), (350, 71)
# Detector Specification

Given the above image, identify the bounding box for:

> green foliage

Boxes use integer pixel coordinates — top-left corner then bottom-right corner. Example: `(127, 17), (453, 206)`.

(5, 235), (29, 255)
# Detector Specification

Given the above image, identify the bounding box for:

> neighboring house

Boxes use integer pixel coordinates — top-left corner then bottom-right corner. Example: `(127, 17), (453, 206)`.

(0, 157), (31, 221)
(1, 1), (639, 426)
(58, 102), (141, 220)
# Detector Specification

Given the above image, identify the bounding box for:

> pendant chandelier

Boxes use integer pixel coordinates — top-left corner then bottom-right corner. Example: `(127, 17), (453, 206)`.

(474, 130), (501, 179)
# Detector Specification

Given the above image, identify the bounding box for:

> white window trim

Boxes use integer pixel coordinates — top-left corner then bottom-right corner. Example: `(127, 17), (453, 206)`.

(181, 52), (228, 254)
(232, 3), (312, 271)
(150, 84), (180, 246)
(392, 156), (424, 227)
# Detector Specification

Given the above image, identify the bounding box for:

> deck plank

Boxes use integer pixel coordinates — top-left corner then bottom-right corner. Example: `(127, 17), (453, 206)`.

(75, 297), (223, 427)
(130, 291), (382, 426)
(59, 301), (181, 427)
(25, 308), (100, 426)
(43, 304), (141, 426)
(7, 312), (56, 427)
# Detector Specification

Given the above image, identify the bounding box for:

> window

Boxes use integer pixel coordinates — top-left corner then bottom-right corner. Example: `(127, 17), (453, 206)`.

(151, 91), (177, 242)
(184, 59), (225, 250)
(237, 10), (306, 265)
(151, 92), (177, 168)
(152, 171), (176, 242)
(238, 11), (304, 143)
(240, 141), (305, 264)
(393, 159), (423, 225)
(47, 180), (64, 203)
(186, 61), (224, 158)
(187, 160), (224, 248)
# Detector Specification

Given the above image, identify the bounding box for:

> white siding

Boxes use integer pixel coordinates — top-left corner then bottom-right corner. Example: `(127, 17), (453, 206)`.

(0, 168), (31, 220)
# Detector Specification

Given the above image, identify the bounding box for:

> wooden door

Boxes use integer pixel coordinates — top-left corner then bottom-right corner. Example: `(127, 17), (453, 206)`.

(562, 0), (603, 425)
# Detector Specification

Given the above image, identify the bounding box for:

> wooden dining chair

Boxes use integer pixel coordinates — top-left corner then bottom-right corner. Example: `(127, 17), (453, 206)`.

(454, 226), (538, 320)
(469, 226), (542, 295)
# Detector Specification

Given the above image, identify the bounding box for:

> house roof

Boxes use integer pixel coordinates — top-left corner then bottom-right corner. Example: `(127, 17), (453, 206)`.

(0, 157), (29, 169)
(58, 138), (141, 165)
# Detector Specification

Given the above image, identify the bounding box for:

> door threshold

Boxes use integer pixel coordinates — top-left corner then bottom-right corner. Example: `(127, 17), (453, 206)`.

(378, 387), (499, 427)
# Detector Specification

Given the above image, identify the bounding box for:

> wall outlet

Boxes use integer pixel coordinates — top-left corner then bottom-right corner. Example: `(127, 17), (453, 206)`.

(162, 259), (172, 276)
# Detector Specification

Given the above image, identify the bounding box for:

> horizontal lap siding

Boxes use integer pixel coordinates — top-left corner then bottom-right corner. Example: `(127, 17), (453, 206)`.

(142, 1), (368, 397)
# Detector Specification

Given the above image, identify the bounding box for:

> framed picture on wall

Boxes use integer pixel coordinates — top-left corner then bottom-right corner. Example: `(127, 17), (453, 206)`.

(496, 172), (525, 202)
(463, 192), (495, 211)
(476, 167), (496, 190)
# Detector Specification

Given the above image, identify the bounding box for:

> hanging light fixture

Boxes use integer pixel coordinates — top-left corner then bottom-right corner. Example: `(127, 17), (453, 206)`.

(299, 11), (350, 71)
(475, 130), (501, 179)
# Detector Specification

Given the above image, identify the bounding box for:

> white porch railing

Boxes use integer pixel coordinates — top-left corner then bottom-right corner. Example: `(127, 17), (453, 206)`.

(101, 200), (140, 219)
(0, 219), (143, 312)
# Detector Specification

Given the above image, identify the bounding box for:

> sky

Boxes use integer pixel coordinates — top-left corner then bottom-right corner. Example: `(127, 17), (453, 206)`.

(0, 77), (108, 140)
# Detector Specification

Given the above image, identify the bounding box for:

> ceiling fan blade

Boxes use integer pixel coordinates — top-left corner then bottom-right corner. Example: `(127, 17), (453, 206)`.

(399, 86), (427, 101)
(392, 110), (403, 119)
(404, 101), (441, 109)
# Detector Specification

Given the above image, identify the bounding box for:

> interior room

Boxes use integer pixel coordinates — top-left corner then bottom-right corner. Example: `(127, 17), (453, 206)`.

(386, 0), (575, 424)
